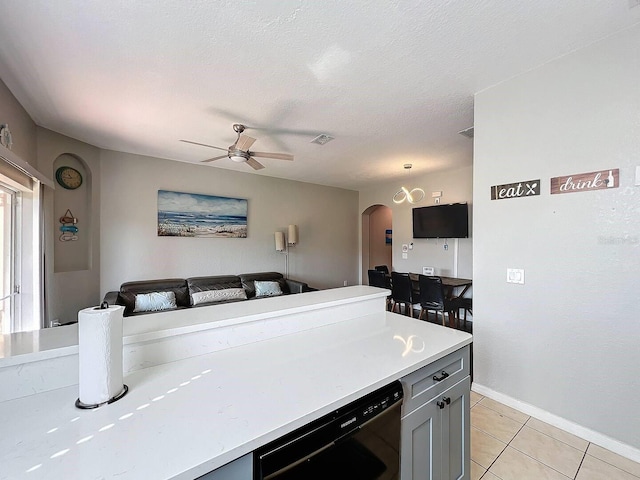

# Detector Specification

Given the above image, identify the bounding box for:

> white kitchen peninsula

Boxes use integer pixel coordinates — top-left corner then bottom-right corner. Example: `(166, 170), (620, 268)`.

(0, 287), (472, 479)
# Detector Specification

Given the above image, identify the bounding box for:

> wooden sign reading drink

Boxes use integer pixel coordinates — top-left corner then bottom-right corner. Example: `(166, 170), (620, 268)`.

(491, 179), (540, 200)
(550, 169), (619, 195)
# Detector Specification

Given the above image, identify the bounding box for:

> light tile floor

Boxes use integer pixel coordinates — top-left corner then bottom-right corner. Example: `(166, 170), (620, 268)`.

(470, 391), (640, 480)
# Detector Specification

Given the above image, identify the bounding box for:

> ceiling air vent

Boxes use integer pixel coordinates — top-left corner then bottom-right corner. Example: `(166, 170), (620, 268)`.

(458, 126), (474, 139)
(310, 134), (334, 145)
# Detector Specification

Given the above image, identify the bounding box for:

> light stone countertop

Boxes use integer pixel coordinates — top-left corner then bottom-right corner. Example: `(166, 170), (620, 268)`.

(0, 286), (387, 367)
(0, 311), (472, 480)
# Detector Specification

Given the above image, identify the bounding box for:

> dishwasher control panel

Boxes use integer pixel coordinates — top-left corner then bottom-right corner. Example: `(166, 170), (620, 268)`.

(336, 381), (403, 435)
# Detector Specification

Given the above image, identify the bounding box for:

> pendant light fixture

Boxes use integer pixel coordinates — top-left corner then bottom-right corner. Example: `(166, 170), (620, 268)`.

(393, 164), (425, 204)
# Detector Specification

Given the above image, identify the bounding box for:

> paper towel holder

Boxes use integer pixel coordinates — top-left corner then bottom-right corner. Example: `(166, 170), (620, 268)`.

(75, 384), (129, 409)
(75, 301), (129, 409)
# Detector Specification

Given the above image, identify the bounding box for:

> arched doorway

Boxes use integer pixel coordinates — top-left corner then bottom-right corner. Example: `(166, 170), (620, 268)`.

(361, 204), (392, 283)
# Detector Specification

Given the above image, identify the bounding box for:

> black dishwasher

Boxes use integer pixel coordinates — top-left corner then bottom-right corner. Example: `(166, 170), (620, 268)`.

(254, 381), (403, 480)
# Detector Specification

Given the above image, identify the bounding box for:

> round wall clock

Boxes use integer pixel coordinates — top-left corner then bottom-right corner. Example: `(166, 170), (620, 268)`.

(55, 166), (83, 190)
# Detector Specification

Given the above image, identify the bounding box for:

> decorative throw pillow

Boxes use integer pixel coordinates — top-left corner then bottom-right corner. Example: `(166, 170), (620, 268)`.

(133, 291), (177, 313)
(191, 288), (247, 305)
(254, 280), (283, 298)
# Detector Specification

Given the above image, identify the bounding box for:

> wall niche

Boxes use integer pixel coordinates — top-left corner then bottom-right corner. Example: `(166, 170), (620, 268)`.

(53, 153), (91, 273)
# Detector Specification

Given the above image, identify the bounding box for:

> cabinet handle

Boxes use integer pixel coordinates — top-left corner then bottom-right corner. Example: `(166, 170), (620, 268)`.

(443, 396), (451, 405)
(433, 371), (449, 382)
(437, 400), (446, 409)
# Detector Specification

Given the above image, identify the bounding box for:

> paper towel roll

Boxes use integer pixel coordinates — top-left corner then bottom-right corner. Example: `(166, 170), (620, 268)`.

(78, 305), (125, 406)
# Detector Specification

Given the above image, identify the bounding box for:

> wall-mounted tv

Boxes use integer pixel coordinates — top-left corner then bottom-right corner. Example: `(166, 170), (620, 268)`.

(412, 203), (469, 239)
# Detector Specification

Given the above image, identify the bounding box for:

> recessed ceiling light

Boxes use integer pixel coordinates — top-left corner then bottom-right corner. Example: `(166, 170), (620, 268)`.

(311, 134), (334, 145)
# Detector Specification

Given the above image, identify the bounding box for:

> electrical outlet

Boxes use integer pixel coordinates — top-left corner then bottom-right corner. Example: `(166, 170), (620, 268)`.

(343, 280), (348, 286)
(507, 268), (525, 284)
(402, 253), (408, 259)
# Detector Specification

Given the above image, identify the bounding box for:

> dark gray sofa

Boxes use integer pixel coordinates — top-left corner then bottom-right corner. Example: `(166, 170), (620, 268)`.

(103, 272), (313, 317)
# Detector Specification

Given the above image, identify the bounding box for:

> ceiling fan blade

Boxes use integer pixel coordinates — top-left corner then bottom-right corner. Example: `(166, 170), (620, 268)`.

(246, 157), (265, 170)
(235, 134), (256, 151)
(250, 151), (294, 161)
(180, 139), (228, 152)
(201, 155), (228, 163)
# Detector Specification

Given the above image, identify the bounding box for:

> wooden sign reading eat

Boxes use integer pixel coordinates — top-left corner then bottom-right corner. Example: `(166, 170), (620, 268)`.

(551, 169), (618, 195)
(491, 179), (540, 200)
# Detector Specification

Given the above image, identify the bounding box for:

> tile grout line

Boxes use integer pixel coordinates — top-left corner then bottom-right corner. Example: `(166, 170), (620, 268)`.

(475, 407), (574, 480)
(574, 443), (589, 480)
(523, 418), (590, 453)
(584, 450), (640, 479)
(480, 418), (528, 479)
(506, 439), (577, 479)
(477, 397), (581, 476)
(474, 397), (640, 480)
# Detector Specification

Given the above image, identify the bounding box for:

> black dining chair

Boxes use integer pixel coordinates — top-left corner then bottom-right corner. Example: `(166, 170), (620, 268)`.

(417, 275), (459, 328)
(368, 269), (392, 310)
(390, 272), (415, 317)
(374, 265), (389, 275)
(457, 297), (472, 330)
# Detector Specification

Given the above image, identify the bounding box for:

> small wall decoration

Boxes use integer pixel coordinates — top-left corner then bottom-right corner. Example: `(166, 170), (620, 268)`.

(551, 169), (618, 195)
(157, 190), (247, 238)
(491, 179), (540, 200)
(385, 229), (392, 244)
(59, 209), (78, 241)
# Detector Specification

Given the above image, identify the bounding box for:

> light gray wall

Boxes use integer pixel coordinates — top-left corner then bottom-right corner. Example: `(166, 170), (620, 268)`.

(368, 206), (392, 271)
(37, 128), (101, 324)
(359, 165), (473, 284)
(0, 78), (37, 163)
(100, 150), (359, 294)
(0, 81), (95, 326)
(473, 24), (640, 452)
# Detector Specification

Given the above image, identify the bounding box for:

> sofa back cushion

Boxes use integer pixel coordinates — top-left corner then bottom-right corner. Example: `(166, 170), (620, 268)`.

(119, 279), (190, 316)
(186, 275), (244, 306)
(240, 272), (289, 299)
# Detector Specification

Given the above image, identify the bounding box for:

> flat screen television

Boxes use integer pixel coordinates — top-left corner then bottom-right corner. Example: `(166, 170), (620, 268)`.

(412, 203), (469, 239)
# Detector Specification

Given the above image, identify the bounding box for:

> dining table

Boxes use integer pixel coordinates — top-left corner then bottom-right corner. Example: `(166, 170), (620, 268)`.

(407, 273), (472, 299)
(383, 272), (472, 327)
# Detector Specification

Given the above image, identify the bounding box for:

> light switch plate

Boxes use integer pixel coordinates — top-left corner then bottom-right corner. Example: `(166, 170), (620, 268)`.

(635, 165), (640, 186)
(507, 268), (525, 284)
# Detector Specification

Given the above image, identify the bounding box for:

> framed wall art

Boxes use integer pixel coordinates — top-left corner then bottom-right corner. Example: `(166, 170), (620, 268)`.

(157, 190), (247, 238)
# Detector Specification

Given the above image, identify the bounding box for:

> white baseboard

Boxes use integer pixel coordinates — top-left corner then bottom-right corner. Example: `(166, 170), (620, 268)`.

(472, 382), (640, 464)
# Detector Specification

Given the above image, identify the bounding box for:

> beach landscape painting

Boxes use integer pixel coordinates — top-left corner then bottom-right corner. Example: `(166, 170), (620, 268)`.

(157, 190), (247, 238)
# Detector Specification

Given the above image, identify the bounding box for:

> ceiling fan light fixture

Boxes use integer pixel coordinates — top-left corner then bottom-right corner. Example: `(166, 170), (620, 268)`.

(183, 124), (293, 170)
(229, 150), (249, 163)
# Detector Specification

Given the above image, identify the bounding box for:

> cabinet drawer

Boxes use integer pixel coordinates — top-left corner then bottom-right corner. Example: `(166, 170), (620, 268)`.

(401, 346), (470, 415)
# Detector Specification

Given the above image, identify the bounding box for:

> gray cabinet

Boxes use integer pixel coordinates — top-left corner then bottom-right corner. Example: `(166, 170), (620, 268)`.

(196, 453), (252, 479)
(400, 347), (471, 480)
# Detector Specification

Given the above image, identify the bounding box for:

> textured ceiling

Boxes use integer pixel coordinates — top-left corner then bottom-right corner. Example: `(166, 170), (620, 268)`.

(0, 1), (638, 190)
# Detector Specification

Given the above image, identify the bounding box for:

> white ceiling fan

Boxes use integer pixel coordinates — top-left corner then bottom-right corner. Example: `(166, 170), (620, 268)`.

(180, 124), (294, 170)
